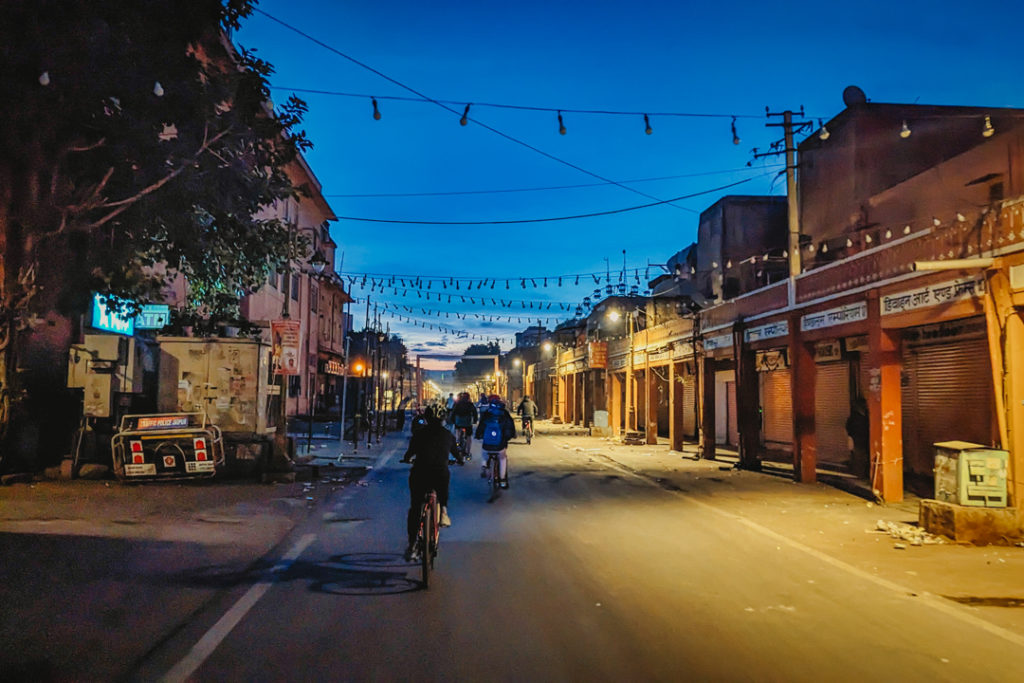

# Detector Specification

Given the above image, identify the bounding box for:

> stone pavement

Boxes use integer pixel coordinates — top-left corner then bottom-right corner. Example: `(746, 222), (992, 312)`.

(532, 419), (1024, 635)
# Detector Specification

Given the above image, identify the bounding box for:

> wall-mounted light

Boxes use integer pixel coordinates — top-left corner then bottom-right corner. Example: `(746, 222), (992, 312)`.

(982, 115), (995, 138)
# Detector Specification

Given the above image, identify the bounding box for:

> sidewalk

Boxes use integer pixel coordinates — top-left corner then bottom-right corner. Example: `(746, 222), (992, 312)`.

(533, 420), (1024, 635)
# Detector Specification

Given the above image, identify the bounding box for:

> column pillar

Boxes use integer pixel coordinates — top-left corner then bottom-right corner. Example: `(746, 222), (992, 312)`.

(701, 357), (717, 460)
(610, 372), (623, 436)
(789, 314), (817, 483)
(645, 357), (658, 445)
(867, 292), (903, 502)
(734, 324), (762, 471)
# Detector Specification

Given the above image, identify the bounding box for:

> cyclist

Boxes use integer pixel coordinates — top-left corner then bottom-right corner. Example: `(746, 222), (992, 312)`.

(447, 392), (478, 459)
(400, 407), (463, 561)
(516, 395), (538, 441)
(475, 395), (516, 488)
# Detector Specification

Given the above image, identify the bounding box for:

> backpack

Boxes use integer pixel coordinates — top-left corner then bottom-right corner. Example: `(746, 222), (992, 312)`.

(454, 413), (472, 427)
(481, 415), (503, 450)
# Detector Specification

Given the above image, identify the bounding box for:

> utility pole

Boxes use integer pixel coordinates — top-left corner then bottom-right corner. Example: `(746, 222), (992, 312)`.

(756, 107), (812, 307)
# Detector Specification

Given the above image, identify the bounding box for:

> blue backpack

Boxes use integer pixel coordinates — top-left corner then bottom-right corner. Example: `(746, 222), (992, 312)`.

(481, 415), (503, 450)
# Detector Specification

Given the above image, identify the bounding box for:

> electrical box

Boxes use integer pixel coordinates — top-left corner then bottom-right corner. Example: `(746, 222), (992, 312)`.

(156, 337), (275, 434)
(68, 334), (150, 417)
(934, 441), (1009, 508)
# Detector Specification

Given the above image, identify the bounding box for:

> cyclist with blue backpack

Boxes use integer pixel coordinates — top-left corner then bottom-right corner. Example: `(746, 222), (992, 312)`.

(475, 395), (516, 488)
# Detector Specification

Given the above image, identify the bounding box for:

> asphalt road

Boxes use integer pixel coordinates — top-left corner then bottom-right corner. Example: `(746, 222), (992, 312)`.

(128, 430), (1024, 683)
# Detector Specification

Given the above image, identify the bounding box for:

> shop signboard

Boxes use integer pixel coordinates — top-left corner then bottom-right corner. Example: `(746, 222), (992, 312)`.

(881, 277), (985, 316)
(801, 302), (867, 331)
(91, 293), (134, 335)
(703, 332), (733, 352)
(744, 320), (789, 343)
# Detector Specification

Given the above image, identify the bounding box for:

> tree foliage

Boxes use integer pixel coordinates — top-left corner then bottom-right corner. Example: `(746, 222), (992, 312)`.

(1, 0), (308, 326)
(0, 0), (310, 462)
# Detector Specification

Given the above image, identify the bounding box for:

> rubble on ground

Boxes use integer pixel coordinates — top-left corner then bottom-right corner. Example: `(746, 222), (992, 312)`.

(874, 519), (946, 545)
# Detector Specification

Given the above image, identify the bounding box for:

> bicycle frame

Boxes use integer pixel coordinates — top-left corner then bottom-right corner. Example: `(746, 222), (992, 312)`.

(417, 489), (440, 587)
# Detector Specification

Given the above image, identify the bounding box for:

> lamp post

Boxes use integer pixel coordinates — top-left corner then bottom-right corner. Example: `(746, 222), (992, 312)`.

(513, 357), (523, 404)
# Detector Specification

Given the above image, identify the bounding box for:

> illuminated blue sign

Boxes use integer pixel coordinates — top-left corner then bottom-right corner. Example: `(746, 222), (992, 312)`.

(135, 304), (170, 330)
(91, 294), (134, 335)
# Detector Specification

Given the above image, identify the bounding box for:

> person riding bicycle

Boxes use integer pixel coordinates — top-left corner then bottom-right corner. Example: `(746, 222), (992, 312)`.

(475, 395), (516, 488)
(400, 407), (463, 560)
(516, 395), (538, 437)
(447, 392), (478, 458)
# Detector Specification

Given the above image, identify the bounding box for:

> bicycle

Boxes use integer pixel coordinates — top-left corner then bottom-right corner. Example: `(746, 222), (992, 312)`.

(413, 489), (440, 588)
(454, 425), (472, 461)
(483, 449), (508, 501)
(521, 417), (534, 444)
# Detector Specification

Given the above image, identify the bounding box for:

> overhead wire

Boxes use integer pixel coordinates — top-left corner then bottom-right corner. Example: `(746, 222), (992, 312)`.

(325, 165), (781, 198)
(253, 9), (701, 213)
(331, 174), (765, 225)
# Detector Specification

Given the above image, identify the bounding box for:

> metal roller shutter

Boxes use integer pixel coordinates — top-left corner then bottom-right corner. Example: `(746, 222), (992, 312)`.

(727, 381), (739, 446)
(815, 363), (850, 466)
(682, 375), (696, 437)
(761, 369), (793, 448)
(902, 339), (993, 480)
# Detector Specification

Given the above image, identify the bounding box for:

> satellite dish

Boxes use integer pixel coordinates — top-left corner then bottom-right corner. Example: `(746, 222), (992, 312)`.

(843, 85), (868, 107)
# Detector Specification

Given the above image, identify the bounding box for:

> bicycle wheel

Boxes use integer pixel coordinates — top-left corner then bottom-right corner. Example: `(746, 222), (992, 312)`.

(490, 453), (501, 499)
(420, 501), (432, 588)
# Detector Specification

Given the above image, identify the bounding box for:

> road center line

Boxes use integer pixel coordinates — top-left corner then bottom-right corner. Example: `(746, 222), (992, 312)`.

(160, 532), (316, 683)
(594, 455), (1024, 650)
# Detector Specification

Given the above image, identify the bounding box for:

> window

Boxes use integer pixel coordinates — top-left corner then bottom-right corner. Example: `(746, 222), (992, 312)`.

(291, 274), (300, 301)
(288, 375), (301, 397)
(310, 283), (319, 312)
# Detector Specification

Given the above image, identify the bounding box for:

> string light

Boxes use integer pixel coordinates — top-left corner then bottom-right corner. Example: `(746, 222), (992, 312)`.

(731, 117), (740, 145)
(371, 97), (381, 120)
(982, 115), (994, 137)
(846, 238), (853, 248)
(558, 111), (567, 135)
(153, 82), (164, 97)
(460, 103), (471, 126)
(884, 228), (892, 239)
(904, 225), (911, 235)
(644, 114), (653, 135)
(38, 71), (50, 86)
(900, 120), (912, 139)
(821, 242), (829, 253)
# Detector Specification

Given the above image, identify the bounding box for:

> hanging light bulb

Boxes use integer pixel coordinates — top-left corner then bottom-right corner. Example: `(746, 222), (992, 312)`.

(884, 229), (892, 239)
(558, 111), (567, 135)
(933, 217), (942, 226)
(821, 242), (829, 253)
(807, 243), (815, 253)
(726, 260), (732, 269)
(846, 238), (853, 248)
(38, 71), (50, 86)
(153, 81), (164, 97)
(644, 114), (653, 135)
(956, 212), (966, 222)
(904, 225), (911, 235)
(982, 115), (995, 138)
(818, 119), (830, 141)
(460, 103), (471, 126)
(728, 116), (741, 145)
(865, 234), (873, 244)
(372, 97), (381, 120)
(900, 120), (912, 139)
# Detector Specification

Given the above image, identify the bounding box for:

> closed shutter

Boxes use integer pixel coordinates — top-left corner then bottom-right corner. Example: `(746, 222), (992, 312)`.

(761, 369), (793, 447)
(815, 363), (850, 466)
(727, 381), (739, 446)
(682, 374), (696, 437)
(902, 338), (993, 480)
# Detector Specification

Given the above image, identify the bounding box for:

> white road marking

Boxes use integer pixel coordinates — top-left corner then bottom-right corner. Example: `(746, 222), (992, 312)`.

(162, 440), (402, 682)
(160, 533), (316, 683)
(595, 456), (1024, 650)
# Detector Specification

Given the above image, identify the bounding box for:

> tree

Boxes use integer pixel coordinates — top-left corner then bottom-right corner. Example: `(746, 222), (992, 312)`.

(0, 0), (310, 470)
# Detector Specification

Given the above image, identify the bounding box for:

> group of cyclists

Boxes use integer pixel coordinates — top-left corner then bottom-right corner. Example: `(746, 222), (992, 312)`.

(400, 391), (539, 561)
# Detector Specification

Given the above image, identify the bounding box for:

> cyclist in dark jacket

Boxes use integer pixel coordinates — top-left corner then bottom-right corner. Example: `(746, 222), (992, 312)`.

(448, 392), (479, 455)
(401, 409), (463, 560)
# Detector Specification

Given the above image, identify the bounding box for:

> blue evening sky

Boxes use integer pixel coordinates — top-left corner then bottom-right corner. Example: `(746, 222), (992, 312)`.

(238, 0), (1021, 366)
